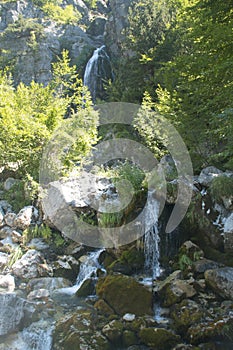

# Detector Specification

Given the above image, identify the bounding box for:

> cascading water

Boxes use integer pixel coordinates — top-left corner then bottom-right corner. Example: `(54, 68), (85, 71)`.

(83, 45), (112, 101)
(143, 191), (161, 280)
(57, 249), (105, 295)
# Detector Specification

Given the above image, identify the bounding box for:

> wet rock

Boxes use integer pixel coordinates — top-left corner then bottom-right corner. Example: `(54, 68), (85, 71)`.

(53, 255), (80, 281)
(76, 278), (95, 297)
(14, 206), (38, 230)
(27, 277), (72, 292)
(0, 292), (35, 336)
(0, 274), (15, 292)
(96, 273), (153, 316)
(204, 267), (233, 299)
(12, 249), (52, 280)
(170, 299), (203, 333)
(27, 288), (50, 301)
(102, 319), (123, 343)
(139, 327), (180, 350)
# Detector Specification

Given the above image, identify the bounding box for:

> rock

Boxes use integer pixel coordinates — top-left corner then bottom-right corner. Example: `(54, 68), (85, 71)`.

(187, 313), (233, 345)
(139, 328), (180, 350)
(170, 299), (203, 333)
(179, 241), (204, 261)
(102, 319), (123, 343)
(122, 330), (138, 347)
(14, 206), (38, 230)
(123, 313), (136, 322)
(0, 252), (9, 271)
(96, 273), (153, 316)
(52, 255), (80, 281)
(4, 212), (17, 227)
(94, 298), (115, 316)
(27, 288), (50, 301)
(76, 278), (95, 297)
(223, 213), (233, 253)
(11, 230), (23, 243)
(204, 267), (233, 299)
(193, 258), (224, 275)
(12, 249), (52, 279)
(53, 309), (110, 350)
(27, 277), (72, 292)
(198, 166), (223, 187)
(0, 292), (35, 336)
(0, 274), (15, 292)
(27, 238), (49, 250)
(0, 225), (12, 239)
(3, 178), (18, 191)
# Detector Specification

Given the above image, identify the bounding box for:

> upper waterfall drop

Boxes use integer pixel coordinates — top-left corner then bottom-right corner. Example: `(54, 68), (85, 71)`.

(83, 45), (112, 102)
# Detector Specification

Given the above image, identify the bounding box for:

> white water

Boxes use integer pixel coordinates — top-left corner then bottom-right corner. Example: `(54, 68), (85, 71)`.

(57, 249), (105, 295)
(144, 192), (161, 280)
(83, 45), (110, 101)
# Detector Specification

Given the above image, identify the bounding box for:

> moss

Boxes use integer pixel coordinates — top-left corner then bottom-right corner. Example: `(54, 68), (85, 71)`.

(122, 330), (138, 347)
(139, 328), (180, 350)
(96, 274), (153, 316)
(210, 175), (233, 203)
(171, 299), (203, 334)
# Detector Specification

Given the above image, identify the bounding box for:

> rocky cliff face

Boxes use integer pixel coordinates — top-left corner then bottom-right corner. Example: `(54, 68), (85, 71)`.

(0, 0), (131, 85)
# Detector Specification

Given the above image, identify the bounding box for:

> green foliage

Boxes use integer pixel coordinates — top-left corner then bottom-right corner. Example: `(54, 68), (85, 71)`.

(8, 246), (23, 267)
(210, 176), (233, 203)
(178, 253), (193, 270)
(42, 3), (81, 24)
(98, 211), (123, 228)
(2, 181), (31, 213)
(0, 49), (95, 180)
(83, 0), (97, 9)
(23, 224), (52, 244)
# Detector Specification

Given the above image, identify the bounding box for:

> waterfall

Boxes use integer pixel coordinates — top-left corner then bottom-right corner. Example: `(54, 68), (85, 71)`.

(83, 45), (112, 101)
(144, 192), (161, 280)
(21, 321), (53, 350)
(57, 249), (105, 295)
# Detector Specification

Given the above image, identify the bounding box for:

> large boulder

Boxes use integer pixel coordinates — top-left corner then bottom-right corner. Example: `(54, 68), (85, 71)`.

(27, 277), (72, 292)
(96, 273), (153, 316)
(170, 299), (203, 333)
(204, 267), (233, 299)
(198, 166), (223, 187)
(0, 293), (35, 336)
(12, 249), (52, 280)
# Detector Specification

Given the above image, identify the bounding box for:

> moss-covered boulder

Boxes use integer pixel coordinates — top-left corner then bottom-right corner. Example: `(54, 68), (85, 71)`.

(139, 327), (180, 349)
(157, 270), (196, 307)
(53, 309), (110, 350)
(76, 278), (95, 297)
(170, 299), (203, 333)
(122, 330), (138, 347)
(96, 273), (153, 316)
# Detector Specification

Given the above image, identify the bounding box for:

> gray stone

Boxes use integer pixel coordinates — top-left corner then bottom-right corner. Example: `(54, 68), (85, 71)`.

(205, 267), (233, 299)
(193, 258), (224, 274)
(27, 288), (50, 300)
(4, 212), (17, 227)
(0, 293), (35, 336)
(223, 213), (233, 252)
(198, 166), (223, 187)
(0, 252), (9, 271)
(0, 275), (15, 292)
(27, 277), (72, 292)
(14, 206), (38, 230)
(12, 249), (52, 279)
